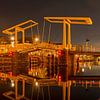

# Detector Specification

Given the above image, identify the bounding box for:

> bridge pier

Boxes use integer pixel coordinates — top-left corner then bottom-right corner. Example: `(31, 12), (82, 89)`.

(67, 53), (76, 76)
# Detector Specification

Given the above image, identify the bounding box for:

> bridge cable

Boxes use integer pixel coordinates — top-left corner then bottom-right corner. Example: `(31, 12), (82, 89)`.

(37, 25), (40, 38)
(42, 20), (46, 43)
(48, 23), (51, 43)
(31, 23), (34, 43)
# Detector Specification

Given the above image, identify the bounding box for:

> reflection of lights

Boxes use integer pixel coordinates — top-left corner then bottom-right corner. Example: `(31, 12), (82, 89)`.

(36, 72), (38, 76)
(75, 54), (79, 58)
(97, 61), (100, 65)
(89, 66), (92, 70)
(11, 80), (14, 87)
(82, 68), (85, 72)
(35, 81), (39, 86)
(11, 41), (14, 47)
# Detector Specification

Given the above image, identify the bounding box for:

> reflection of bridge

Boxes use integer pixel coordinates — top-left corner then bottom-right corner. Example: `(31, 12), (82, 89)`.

(0, 72), (58, 100)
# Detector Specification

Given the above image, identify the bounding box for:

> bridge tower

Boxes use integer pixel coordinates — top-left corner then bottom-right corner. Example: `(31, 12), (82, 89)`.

(44, 17), (92, 49)
(2, 20), (38, 44)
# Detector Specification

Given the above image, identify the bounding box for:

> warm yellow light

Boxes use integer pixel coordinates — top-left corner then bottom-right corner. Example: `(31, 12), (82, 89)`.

(11, 82), (15, 87)
(11, 41), (14, 47)
(35, 37), (39, 42)
(82, 68), (85, 72)
(35, 81), (39, 86)
(11, 80), (15, 87)
(11, 36), (14, 41)
(75, 54), (79, 58)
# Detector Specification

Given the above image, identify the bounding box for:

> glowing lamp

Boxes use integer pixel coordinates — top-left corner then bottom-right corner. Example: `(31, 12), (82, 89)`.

(8, 51), (13, 56)
(58, 75), (62, 82)
(58, 50), (62, 56)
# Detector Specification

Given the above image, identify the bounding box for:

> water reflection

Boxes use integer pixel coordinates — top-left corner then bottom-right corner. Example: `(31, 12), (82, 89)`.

(75, 61), (100, 76)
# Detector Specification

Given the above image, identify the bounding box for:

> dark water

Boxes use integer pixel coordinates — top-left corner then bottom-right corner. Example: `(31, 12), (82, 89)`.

(71, 86), (100, 100)
(0, 80), (12, 100)
(1, 61), (100, 100)
(1, 82), (100, 100)
(71, 61), (100, 100)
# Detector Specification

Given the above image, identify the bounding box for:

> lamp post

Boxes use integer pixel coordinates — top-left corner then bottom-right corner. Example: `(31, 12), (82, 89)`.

(35, 37), (39, 42)
(85, 39), (90, 51)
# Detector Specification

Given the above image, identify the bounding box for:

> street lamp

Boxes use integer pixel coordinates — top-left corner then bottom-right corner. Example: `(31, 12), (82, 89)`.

(11, 36), (15, 41)
(82, 68), (85, 72)
(35, 37), (39, 42)
(35, 81), (39, 87)
(11, 80), (15, 87)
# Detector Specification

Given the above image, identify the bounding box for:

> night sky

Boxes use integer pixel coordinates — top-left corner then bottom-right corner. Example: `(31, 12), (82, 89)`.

(0, 0), (100, 48)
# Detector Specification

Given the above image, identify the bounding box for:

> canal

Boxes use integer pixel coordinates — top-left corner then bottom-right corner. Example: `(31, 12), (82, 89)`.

(1, 61), (100, 100)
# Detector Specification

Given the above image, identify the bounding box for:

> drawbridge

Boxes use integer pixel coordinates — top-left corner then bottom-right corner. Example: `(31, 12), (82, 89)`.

(0, 17), (100, 100)
(1, 16), (94, 52)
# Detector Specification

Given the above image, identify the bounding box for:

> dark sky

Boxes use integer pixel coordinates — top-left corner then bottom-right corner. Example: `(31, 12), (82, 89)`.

(0, 0), (100, 47)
